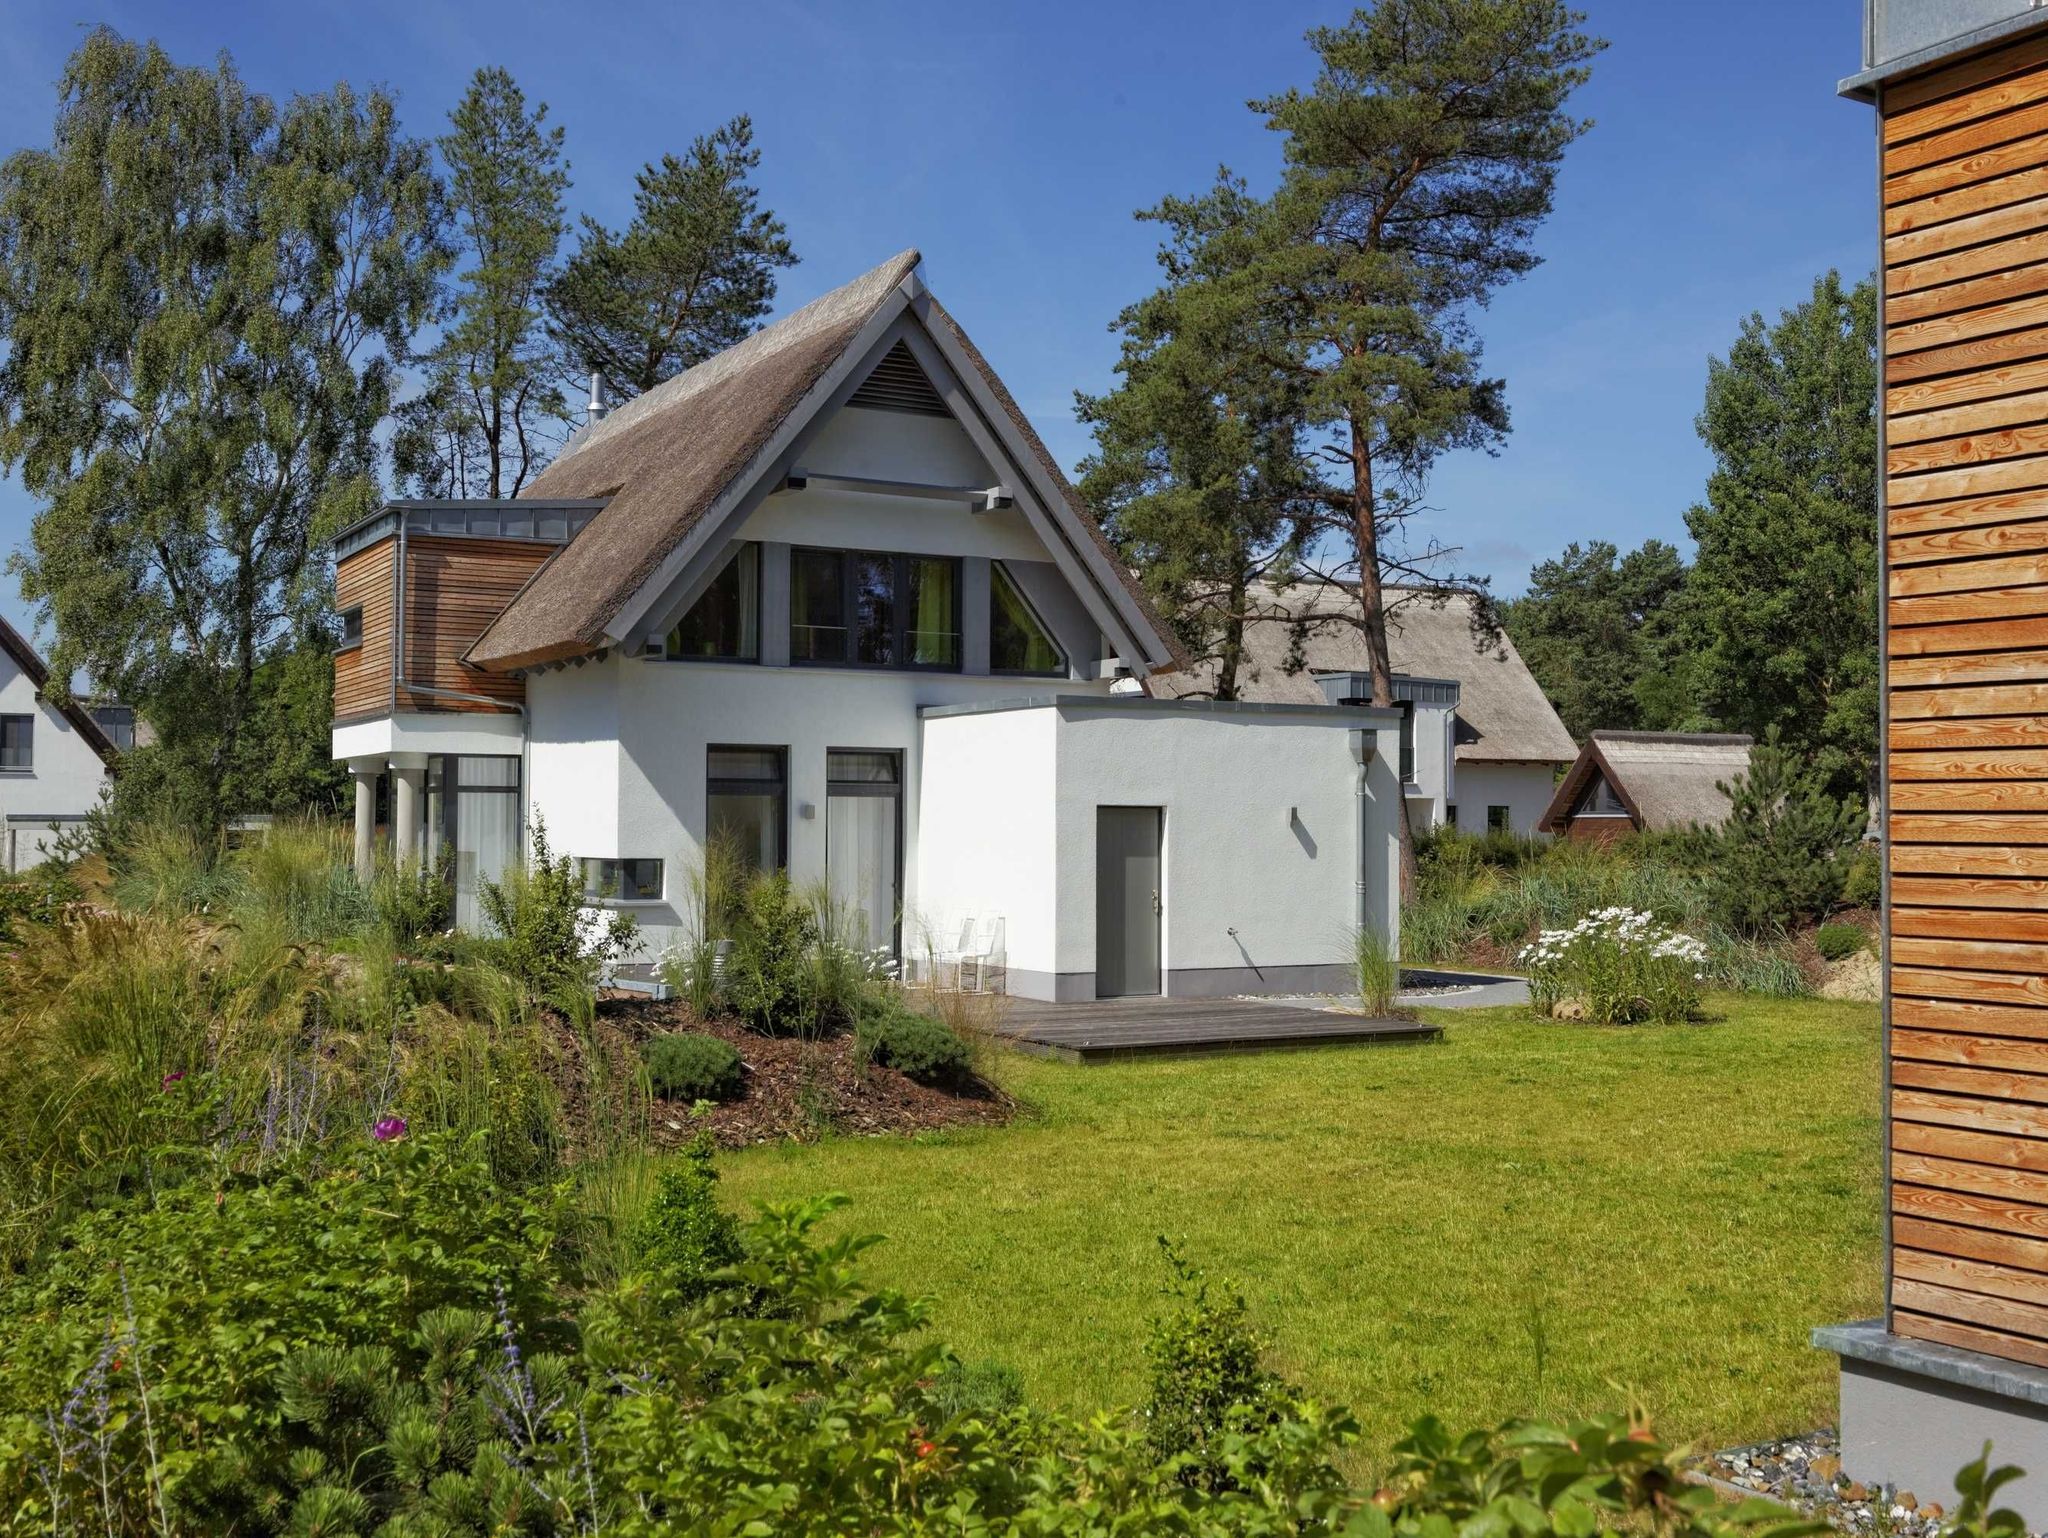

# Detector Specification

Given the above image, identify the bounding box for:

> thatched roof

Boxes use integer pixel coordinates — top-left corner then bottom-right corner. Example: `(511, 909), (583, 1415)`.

(465, 251), (1185, 674)
(1539, 731), (1755, 834)
(1153, 586), (1577, 766)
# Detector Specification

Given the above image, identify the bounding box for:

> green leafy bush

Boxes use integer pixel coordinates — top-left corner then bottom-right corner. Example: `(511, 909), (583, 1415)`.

(1815, 922), (1867, 962)
(1142, 1239), (1285, 1491)
(630, 1133), (743, 1298)
(372, 842), (454, 944)
(856, 994), (972, 1086)
(644, 1030), (744, 1102)
(0, 861), (77, 944)
(1839, 841), (1882, 909)
(721, 868), (817, 1033)
(478, 814), (639, 995)
(0, 1130), (564, 1532)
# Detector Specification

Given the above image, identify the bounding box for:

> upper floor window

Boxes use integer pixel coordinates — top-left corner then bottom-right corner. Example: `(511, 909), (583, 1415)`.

(668, 543), (759, 660)
(338, 606), (363, 650)
(991, 562), (1066, 676)
(90, 705), (135, 751)
(791, 548), (960, 670)
(1575, 774), (1627, 816)
(0, 715), (32, 770)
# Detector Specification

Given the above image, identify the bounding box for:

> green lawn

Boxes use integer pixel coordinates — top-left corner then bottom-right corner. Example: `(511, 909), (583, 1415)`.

(720, 996), (1883, 1466)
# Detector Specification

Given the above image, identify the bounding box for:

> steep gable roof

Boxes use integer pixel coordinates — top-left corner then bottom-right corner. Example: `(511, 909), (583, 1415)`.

(1153, 585), (1577, 765)
(0, 616), (119, 765)
(1537, 731), (1754, 834)
(465, 251), (1186, 674)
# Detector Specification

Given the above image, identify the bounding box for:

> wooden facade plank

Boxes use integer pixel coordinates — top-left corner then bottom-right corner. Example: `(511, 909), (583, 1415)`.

(1888, 777), (2048, 807)
(1895, 1310), (2048, 1369)
(1893, 935), (2048, 972)
(1889, 551), (2048, 595)
(1887, 92), (2048, 175)
(1887, 489), (2048, 539)
(1885, 286), (2048, 354)
(1891, 713), (2048, 748)
(1890, 810), (2048, 841)
(1892, 1062), (2048, 1107)
(1895, 1117), (2048, 1169)
(1891, 519), (2048, 565)
(1888, 381), (2048, 444)
(1895, 904), (2048, 943)
(1893, 644), (2048, 685)
(1894, 1180), (2048, 1236)
(1887, 127), (2048, 206)
(1889, 262), (2048, 329)
(1886, 161), (2048, 238)
(1888, 451), (2048, 506)
(1893, 1036), (2048, 1083)
(1884, 31), (2048, 126)
(1892, 874), (2048, 907)
(1889, 683), (2048, 719)
(1893, 1276), (2048, 1341)
(1894, 1086), (2048, 1138)
(1889, 747), (2048, 779)
(1886, 320), (2048, 385)
(1897, 1213), (2048, 1270)
(1896, 1248), (2048, 1308)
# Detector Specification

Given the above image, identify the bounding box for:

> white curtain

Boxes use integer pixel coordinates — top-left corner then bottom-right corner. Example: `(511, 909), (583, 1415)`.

(454, 789), (520, 932)
(827, 794), (897, 954)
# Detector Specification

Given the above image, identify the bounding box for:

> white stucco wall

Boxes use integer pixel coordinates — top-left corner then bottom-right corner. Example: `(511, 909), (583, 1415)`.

(916, 700), (1403, 1000)
(1402, 698), (1458, 830)
(1448, 761), (1563, 837)
(0, 656), (110, 869)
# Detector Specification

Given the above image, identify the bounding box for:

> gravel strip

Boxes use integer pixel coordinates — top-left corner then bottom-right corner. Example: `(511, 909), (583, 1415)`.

(1694, 1429), (1973, 1537)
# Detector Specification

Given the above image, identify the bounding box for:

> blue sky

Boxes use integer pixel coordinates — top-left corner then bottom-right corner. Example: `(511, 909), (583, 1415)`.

(0, 0), (1874, 640)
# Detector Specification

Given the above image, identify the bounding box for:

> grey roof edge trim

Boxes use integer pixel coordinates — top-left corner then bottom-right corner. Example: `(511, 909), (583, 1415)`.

(1814, 1319), (2048, 1407)
(328, 499), (615, 553)
(919, 693), (1404, 725)
(1839, 10), (2048, 99)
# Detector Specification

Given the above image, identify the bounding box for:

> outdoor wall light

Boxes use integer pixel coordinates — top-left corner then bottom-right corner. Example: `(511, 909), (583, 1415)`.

(798, 802), (816, 820)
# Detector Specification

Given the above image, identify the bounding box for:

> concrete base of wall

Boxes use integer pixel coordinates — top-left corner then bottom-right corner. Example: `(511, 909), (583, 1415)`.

(1815, 1321), (2048, 1525)
(1004, 962), (1356, 1003)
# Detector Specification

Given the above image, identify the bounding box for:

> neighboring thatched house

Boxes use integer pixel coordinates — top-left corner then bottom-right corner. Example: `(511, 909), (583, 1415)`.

(1536, 731), (1754, 844)
(1154, 586), (1578, 835)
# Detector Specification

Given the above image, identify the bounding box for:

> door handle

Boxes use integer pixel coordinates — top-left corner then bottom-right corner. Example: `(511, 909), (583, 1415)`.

(1150, 888), (1162, 915)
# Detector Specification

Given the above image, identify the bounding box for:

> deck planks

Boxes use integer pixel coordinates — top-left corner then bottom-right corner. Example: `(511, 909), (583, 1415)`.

(994, 996), (1440, 1063)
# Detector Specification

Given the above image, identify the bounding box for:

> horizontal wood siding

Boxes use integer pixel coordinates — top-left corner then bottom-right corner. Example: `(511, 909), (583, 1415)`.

(396, 535), (544, 714)
(334, 538), (395, 722)
(1885, 40), (2048, 1367)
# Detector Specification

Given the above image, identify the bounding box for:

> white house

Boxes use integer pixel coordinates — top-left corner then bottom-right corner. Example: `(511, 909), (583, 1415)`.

(0, 616), (118, 869)
(331, 251), (1407, 1000)
(1156, 586), (1578, 836)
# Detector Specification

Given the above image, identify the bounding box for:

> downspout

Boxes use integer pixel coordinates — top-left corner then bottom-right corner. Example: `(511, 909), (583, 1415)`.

(1352, 727), (1374, 941)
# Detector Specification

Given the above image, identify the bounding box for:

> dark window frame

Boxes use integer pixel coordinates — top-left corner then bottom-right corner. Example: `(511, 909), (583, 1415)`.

(706, 744), (788, 871)
(1486, 804), (1512, 833)
(664, 541), (762, 664)
(989, 560), (1069, 677)
(789, 546), (963, 673)
(0, 714), (32, 772)
(338, 606), (364, 651)
(431, 752), (523, 866)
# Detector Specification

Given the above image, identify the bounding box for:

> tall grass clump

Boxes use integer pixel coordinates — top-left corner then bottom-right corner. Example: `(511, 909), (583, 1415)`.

(1352, 924), (1398, 1016)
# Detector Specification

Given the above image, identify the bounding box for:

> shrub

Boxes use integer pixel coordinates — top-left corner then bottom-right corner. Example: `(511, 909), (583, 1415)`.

(1142, 1239), (1285, 1491)
(721, 868), (817, 1033)
(856, 995), (972, 1086)
(1520, 906), (1707, 1024)
(630, 1133), (743, 1298)
(1840, 840), (1882, 909)
(1706, 729), (1866, 936)
(0, 862), (77, 945)
(0, 1130), (564, 1532)
(645, 1030), (744, 1102)
(478, 814), (639, 995)
(1816, 921), (1867, 962)
(371, 842), (454, 944)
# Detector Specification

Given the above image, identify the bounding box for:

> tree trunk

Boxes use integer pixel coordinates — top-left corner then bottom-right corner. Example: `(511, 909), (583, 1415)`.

(1217, 571), (1247, 702)
(1351, 411), (1416, 901)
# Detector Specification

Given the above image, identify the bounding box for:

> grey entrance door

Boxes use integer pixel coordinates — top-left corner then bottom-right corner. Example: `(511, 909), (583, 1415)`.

(1096, 806), (1163, 997)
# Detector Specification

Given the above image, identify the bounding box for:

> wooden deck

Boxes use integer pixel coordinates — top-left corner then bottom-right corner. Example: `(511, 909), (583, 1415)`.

(994, 995), (1441, 1063)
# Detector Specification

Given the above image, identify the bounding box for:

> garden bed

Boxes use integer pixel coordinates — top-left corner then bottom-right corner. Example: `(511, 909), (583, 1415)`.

(596, 996), (1015, 1149)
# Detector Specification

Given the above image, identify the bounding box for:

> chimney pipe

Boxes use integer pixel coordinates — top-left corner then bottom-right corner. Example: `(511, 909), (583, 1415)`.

(587, 370), (610, 426)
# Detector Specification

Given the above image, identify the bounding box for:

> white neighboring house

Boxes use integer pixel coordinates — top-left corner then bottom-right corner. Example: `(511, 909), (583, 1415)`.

(1155, 586), (1578, 836)
(330, 251), (1408, 1000)
(0, 616), (118, 870)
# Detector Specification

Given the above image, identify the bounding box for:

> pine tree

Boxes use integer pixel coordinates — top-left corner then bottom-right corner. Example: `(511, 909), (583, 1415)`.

(546, 116), (795, 398)
(397, 67), (570, 499)
(1706, 729), (1867, 935)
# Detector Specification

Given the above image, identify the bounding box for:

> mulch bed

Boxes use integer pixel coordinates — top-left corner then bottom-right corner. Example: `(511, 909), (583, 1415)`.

(594, 996), (1016, 1150)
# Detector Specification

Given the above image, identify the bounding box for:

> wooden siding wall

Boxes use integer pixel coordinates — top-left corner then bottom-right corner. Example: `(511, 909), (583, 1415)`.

(334, 538), (395, 722)
(333, 533), (547, 724)
(1883, 33), (2048, 1371)
(395, 535), (545, 714)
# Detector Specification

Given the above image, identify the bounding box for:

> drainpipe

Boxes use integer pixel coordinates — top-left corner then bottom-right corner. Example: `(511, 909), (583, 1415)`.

(1352, 728), (1378, 943)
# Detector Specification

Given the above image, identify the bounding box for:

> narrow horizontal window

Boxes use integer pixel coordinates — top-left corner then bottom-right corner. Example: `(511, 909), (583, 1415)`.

(667, 543), (759, 661)
(581, 857), (665, 902)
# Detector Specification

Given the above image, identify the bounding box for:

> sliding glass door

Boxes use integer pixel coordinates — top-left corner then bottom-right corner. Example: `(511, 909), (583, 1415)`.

(825, 750), (901, 957)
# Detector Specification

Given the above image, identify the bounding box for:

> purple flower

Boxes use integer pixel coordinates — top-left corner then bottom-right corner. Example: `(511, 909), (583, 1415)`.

(372, 1116), (407, 1143)
(160, 1070), (184, 1092)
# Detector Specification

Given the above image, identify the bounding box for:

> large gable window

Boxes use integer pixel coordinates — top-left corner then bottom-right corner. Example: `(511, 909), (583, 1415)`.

(791, 548), (960, 670)
(667, 543), (759, 660)
(990, 562), (1066, 676)
(1574, 773), (1627, 816)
